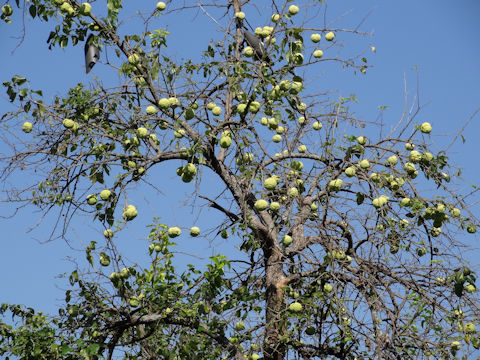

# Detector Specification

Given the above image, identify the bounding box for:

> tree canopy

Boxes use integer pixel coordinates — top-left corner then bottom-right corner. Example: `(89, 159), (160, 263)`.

(1, 1), (479, 359)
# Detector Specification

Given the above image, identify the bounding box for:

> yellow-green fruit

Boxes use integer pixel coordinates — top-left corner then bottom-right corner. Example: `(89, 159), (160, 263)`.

(166, 226), (181, 238)
(22, 122), (33, 133)
(311, 203), (318, 211)
(207, 102), (216, 110)
(99, 254), (110, 266)
(325, 31), (335, 41)
(235, 321), (246, 331)
(254, 199), (268, 211)
(345, 166), (356, 177)
(122, 205), (138, 221)
(359, 159), (370, 169)
(128, 53), (140, 65)
(268, 117), (278, 128)
(288, 301), (302, 312)
(136, 127), (148, 138)
(174, 129), (185, 138)
(323, 283), (333, 293)
(282, 235), (293, 246)
(313, 50), (324, 59)
(146, 105), (157, 115)
(80, 2), (91, 15)
(63, 118), (75, 129)
(235, 11), (245, 20)
(156, 1), (166, 11)
(387, 155), (398, 165)
(264, 177), (278, 190)
(249, 101), (261, 113)
(297, 102), (307, 112)
(109, 272), (120, 281)
(405, 142), (415, 150)
(422, 152), (433, 162)
(2, 4), (13, 16)
(288, 187), (299, 197)
(409, 150), (421, 163)
(420, 122), (432, 134)
(404, 162), (416, 174)
(312, 121), (322, 130)
(168, 97), (179, 107)
(294, 53), (304, 65)
(104, 229), (114, 238)
(400, 197), (411, 207)
(190, 226), (200, 237)
(184, 163), (197, 176)
(87, 194), (97, 205)
(269, 202), (280, 211)
(357, 136), (367, 145)
(271, 13), (280, 22)
(298, 144), (307, 153)
(237, 103), (247, 114)
(310, 33), (321, 43)
(158, 98), (170, 109)
(450, 208), (461, 217)
(465, 284), (476, 293)
(120, 267), (130, 278)
(129, 297), (139, 307)
(212, 106), (222, 116)
(467, 224), (477, 234)
(60, 2), (74, 15)
(275, 126), (285, 135)
(464, 323), (476, 333)
(451, 341), (461, 351)
(100, 189), (112, 201)
(220, 136), (232, 148)
(290, 81), (302, 94)
(328, 179), (343, 191)
(250, 354), (260, 360)
(288, 5), (299, 15)
(272, 134), (282, 143)
(243, 46), (254, 57)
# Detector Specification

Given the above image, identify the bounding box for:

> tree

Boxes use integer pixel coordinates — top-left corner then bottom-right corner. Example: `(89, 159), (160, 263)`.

(0, 0), (479, 359)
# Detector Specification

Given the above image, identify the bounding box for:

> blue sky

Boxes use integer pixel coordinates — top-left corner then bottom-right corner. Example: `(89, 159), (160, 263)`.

(1, 0), (479, 320)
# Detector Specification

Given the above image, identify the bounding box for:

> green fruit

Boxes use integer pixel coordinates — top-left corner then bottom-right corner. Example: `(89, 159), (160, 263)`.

(288, 301), (302, 312)
(243, 46), (254, 57)
(99, 189), (112, 201)
(80, 2), (92, 15)
(420, 122), (432, 134)
(99, 254), (110, 266)
(404, 162), (416, 174)
(168, 226), (182, 238)
(221, 229), (229, 239)
(312, 121), (322, 130)
(156, 1), (166, 11)
(357, 136), (367, 145)
(129, 297), (139, 307)
(387, 155), (398, 165)
(264, 177), (278, 190)
(120, 267), (130, 278)
(2, 4), (13, 16)
(109, 272), (120, 282)
(235, 11), (245, 20)
(86, 194), (97, 205)
(212, 106), (222, 116)
(269, 202), (280, 211)
(158, 98), (170, 109)
(467, 224), (477, 234)
(409, 150), (421, 163)
(136, 127), (148, 138)
(288, 187), (299, 197)
(122, 205), (138, 221)
(288, 5), (299, 15)
(190, 226), (200, 237)
(323, 283), (333, 293)
(298, 144), (307, 153)
(272, 134), (282, 143)
(405, 142), (415, 150)
(313, 50), (323, 58)
(254, 199), (268, 211)
(184, 108), (195, 120)
(359, 159), (370, 169)
(235, 321), (246, 331)
(345, 166), (356, 177)
(220, 136), (232, 148)
(416, 247), (427, 257)
(451, 341), (460, 351)
(146, 105), (157, 115)
(271, 13), (280, 22)
(22, 122), (33, 133)
(168, 97), (179, 107)
(282, 235), (293, 246)
(311, 203), (318, 211)
(104, 229), (114, 238)
(464, 284), (476, 293)
(128, 53), (140, 65)
(328, 179), (343, 191)
(63, 118), (75, 129)
(464, 323), (476, 333)
(325, 31), (335, 41)
(184, 163), (197, 176)
(310, 33), (321, 43)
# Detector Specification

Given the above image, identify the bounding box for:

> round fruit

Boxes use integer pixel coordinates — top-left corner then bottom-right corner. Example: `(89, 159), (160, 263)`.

(345, 166), (356, 177)
(269, 202), (280, 211)
(254, 199), (268, 211)
(289, 302), (302, 312)
(420, 122), (432, 134)
(405, 142), (415, 150)
(387, 155), (398, 165)
(22, 122), (33, 133)
(2, 4), (13, 16)
(190, 226), (200, 237)
(323, 283), (333, 293)
(104, 229), (114, 238)
(288, 5), (299, 15)
(467, 224), (477, 234)
(168, 226), (182, 238)
(312, 121), (322, 130)
(220, 136), (232, 148)
(156, 2), (166, 11)
(271, 13), (280, 22)
(136, 127), (148, 138)
(328, 179), (343, 191)
(63, 118), (75, 129)
(264, 177), (278, 190)
(128, 53), (140, 65)
(99, 189), (111, 201)
(235, 11), (245, 20)
(282, 235), (293, 246)
(158, 98), (170, 109)
(359, 159), (370, 169)
(207, 102), (216, 110)
(212, 106), (222, 116)
(298, 144), (307, 153)
(235, 321), (246, 331)
(288, 187), (299, 197)
(86, 194), (97, 205)
(243, 46), (254, 57)
(146, 105), (157, 115)
(310, 33), (321, 43)
(357, 136), (367, 145)
(99, 254), (110, 266)
(80, 2), (91, 15)
(313, 50), (323, 58)
(272, 134), (282, 143)
(325, 32), (335, 41)
(184, 108), (195, 120)
(122, 205), (138, 221)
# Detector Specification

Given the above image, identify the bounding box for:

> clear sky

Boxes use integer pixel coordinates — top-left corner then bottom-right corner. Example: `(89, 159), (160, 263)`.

(1, 0), (479, 320)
